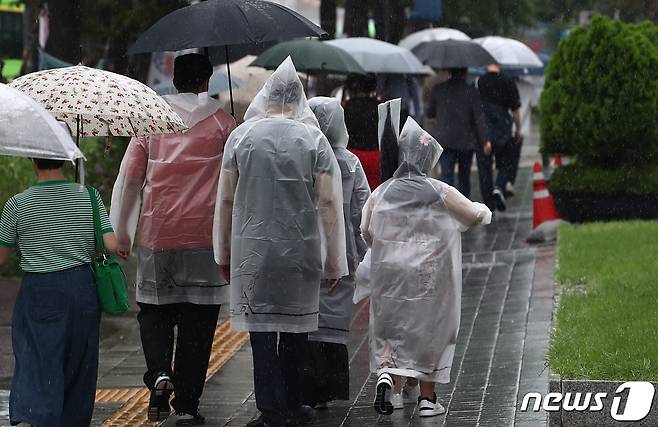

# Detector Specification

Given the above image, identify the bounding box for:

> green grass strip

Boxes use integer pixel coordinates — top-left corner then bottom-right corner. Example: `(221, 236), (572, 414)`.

(549, 220), (658, 380)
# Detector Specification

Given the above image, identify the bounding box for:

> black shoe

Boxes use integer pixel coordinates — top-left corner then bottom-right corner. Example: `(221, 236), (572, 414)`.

(493, 188), (507, 212)
(246, 414), (265, 427)
(373, 373), (394, 415)
(147, 373), (173, 422)
(176, 410), (206, 426)
(289, 405), (315, 425)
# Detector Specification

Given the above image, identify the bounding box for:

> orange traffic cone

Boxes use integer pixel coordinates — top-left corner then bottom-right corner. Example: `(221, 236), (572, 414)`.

(533, 162), (560, 229)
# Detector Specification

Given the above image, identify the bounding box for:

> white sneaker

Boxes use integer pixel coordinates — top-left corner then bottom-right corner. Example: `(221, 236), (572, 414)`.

(418, 395), (445, 417)
(402, 383), (420, 405)
(390, 393), (404, 409)
(374, 373), (394, 415)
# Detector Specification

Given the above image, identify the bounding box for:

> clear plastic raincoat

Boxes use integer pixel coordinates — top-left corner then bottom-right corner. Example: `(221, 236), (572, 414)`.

(307, 97), (370, 344)
(213, 58), (348, 333)
(361, 118), (492, 383)
(110, 92), (236, 305)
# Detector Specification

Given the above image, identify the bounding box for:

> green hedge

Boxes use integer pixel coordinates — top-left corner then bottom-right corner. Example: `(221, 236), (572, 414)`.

(549, 163), (658, 195)
(541, 16), (658, 169)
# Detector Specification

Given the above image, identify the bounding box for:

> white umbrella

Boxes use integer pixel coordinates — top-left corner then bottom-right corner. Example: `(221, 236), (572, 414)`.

(0, 83), (84, 161)
(474, 36), (543, 68)
(10, 66), (186, 138)
(399, 27), (471, 50)
(218, 55), (273, 121)
(326, 38), (426, 74)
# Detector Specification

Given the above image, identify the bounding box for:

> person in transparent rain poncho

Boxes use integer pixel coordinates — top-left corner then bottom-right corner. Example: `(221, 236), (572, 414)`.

(300, 97), (370, 409)
(359, 117), (492, 418)
(213, 58), (347, 427)
(110, 54), (236, 425)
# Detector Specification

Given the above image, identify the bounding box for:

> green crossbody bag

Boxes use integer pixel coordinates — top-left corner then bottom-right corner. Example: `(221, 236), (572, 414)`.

(86, 186), (130, 315)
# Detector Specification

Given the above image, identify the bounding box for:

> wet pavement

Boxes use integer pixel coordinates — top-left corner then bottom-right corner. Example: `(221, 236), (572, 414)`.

(0, 129), (556, 426)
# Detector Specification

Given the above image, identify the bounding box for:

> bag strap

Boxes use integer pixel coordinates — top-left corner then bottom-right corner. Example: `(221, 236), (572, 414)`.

(86, 185), (107, 255)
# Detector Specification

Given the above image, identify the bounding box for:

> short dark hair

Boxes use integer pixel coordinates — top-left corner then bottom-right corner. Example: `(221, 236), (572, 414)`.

(346, 73), (377, 94)
(448, 68), (468, 79)
(33, 158), (65, 170)
(173, 53), (213, 93)
(268, 80), (303, 108)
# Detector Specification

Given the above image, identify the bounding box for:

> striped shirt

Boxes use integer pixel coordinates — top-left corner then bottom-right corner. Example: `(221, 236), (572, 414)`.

(0, 180), (113, 273)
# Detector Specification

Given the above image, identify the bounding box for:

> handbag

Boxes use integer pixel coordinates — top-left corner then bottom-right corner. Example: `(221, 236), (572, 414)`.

(86, 186), (130, 315)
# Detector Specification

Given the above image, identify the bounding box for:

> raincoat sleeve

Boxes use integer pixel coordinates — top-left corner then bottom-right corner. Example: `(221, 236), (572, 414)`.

(213, 135), (239, 266)
(110, 136), (149, 251)
(360, 191), (375, 247)
(443, 185), (492, 231)
(351, 160), (371, 260)
(314, 135), (348, 279)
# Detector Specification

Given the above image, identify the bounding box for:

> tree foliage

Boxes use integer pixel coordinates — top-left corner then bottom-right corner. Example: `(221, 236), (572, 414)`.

(541, 16), (658, 168)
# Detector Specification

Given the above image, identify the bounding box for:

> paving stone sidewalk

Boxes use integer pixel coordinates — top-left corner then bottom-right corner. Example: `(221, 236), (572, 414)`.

(0, 129), (557, 426)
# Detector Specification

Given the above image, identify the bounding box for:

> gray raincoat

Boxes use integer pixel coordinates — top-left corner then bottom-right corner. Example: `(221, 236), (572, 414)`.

(308, 97), (370, 344)
(360, 118), (492, 383)
(213, 58), (348, 333)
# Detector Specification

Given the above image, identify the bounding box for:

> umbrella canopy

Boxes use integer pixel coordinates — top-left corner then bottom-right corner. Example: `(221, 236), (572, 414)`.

(218, 55), (272, 121)
(326, 38), (425, 74)
(251, 39), (366, 75)
(412, 39), (496, 69)
(127, 0), (327, 116)
(474, 36), (543, 68)
(128, 0), (326, 55)
(152, 67), (243, 97)
(398, 27), (471, 50)
(10, 66), (186, 138)
(0, 83), (84, 161)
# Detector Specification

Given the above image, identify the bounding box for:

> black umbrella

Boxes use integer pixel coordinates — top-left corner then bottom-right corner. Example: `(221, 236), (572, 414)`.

(412, 39), (496, 69)
(127, 0), (328, 116)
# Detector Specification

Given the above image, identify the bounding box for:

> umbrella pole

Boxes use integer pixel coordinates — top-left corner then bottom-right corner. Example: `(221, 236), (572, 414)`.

(225, 45), (235, 118)
(75, 115), (80, 183)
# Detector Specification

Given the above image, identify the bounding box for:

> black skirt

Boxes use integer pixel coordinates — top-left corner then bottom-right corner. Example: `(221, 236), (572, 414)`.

(301, 341), (350, 406)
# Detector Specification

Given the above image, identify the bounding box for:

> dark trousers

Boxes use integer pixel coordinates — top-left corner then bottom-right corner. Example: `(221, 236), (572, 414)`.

(250, 331), (308, 427)
(476, 142), (517, 208)
(440, 148), (474, 197)
(510, 138), (523, 184)
(10, 265), (100, 427)
(137, 302), (220, 414)
(301, 341), (349, 406)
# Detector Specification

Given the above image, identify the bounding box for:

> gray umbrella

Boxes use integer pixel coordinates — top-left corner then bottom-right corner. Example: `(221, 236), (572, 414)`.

(412, 39), (496, 69)
(127, 0), (328, 116)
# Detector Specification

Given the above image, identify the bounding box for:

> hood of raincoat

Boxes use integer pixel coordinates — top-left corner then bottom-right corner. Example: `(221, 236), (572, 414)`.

(243, 56), (319, 128)
(163, 92), (222, 129)
(308, 96), (349, 149)
(394, 117), (443, 178)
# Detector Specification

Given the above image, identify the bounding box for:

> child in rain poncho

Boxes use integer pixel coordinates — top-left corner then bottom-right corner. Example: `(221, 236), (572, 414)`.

(302, 97), (371, 408)
(360, 117), (492, 418)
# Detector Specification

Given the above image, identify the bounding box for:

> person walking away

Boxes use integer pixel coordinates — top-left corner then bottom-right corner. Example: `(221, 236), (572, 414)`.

(0, 158), (118, 427)
(302, 97), (370, 409)
(425, 68), (491, 198)
(213, 58), (348, 427)
(475, 63), (522, 211)
(344, 73), (380, 190)
(111, 53), (236, 425)
(360, 118), (491, 417)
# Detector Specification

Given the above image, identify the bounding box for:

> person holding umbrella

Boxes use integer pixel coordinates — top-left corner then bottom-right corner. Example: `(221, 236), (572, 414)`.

(213, 58), (347, 427)
(475, 63), (522, 211)
(111, 53), (236, 425)
(425, 68), (492, 199)
(344, 73), (380, 190)
(0, 84), (117, 427)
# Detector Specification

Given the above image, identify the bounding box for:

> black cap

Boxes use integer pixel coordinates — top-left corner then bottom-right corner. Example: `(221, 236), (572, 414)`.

(173, 53), (213, 92)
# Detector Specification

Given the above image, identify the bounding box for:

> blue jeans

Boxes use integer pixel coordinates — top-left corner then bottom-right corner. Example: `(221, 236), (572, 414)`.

(10, 265), (100, 427)
(440, 148), (474, 198)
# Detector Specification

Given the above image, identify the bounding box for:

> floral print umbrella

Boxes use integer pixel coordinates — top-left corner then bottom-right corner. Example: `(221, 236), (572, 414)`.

(9, 66), (187, 138)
